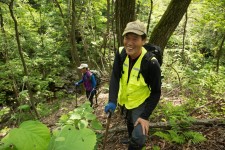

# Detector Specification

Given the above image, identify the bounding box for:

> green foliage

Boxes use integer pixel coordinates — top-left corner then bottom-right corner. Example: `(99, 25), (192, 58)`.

(48, 125), (96, 150)
(153, 103), (206, 144)
(1, 0), (225, 149)
(0, 107), (10, 122)
(152, 145), (160, 150)
(183, 131), (207, 144)
(179, 51), (225, 116)
(0, 120), (50, 150)
(37, 102), (60, 117)
(154, 130), (206, 145)
(18, 104), (30, 111)
(58, 102), (103, 130)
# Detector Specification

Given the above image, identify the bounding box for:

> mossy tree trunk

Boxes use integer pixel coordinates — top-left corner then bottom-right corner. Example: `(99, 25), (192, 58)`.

(149, 0), (192, 53)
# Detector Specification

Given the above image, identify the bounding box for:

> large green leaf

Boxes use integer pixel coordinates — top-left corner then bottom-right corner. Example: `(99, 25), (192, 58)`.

(84, 112), (96, 120)
(48, 125), (96, 150)
(91, 119), (103, 130)
(0, 120), (50, 150)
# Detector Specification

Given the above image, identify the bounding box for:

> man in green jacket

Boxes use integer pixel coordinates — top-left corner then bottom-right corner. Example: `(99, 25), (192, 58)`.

(104, 20), (161, 150)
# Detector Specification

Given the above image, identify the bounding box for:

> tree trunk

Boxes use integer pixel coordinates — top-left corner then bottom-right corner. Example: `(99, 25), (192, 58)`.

(149, 0), (192, 53)
(70, 0), (80, 67)
(115, 0), (136, 48)
(9, 0), (39, 119)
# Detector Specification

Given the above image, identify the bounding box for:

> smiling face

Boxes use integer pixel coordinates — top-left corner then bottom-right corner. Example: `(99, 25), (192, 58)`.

(123, 33), (146, 59)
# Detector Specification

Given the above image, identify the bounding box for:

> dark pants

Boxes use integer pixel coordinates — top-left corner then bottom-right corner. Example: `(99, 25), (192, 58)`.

(86, 90), (95, 107)
(125, 102), (147, 150)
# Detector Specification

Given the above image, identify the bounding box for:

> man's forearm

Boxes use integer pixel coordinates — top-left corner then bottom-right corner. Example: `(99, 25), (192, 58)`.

(140, 92), (161, 120)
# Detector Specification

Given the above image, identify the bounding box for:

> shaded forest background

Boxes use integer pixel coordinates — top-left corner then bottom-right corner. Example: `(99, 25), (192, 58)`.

(0, 0), (225, 149)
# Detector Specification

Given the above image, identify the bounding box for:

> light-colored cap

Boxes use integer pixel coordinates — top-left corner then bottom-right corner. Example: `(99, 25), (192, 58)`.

(77, 63), (88, 69)
(122, 20), (147, 36)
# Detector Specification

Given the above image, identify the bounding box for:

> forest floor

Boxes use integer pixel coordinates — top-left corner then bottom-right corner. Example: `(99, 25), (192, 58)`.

(40, 88), (225, 150)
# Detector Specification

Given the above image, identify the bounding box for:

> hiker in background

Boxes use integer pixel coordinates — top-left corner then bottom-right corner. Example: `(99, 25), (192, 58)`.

(104, 20), (161, 149)
(75, 63), (96, 107)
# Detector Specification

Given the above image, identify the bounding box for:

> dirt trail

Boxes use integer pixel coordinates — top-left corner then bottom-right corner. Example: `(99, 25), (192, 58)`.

(41, 91), (225, 150)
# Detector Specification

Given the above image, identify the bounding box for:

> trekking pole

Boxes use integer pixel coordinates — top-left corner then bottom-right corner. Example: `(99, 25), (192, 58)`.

(75, 85), (78, 107)
(88, 89), (96, 107)
(95, 90), (98, 105)
(102, 110), (112, 150)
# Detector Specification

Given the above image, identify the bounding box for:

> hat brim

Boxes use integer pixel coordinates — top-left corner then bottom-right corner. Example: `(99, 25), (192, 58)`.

(122, 30), (145, 36)
(78, 67), (84, 69)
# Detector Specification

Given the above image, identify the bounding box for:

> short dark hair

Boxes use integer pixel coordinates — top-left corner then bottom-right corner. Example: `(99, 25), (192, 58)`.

(141, 34), (147, 40)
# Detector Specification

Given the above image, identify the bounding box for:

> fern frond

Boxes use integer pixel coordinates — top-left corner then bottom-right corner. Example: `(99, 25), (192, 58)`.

(168, 130), (185, 144)
(184, 131), (207, 144)
(154, 131), (171, 141)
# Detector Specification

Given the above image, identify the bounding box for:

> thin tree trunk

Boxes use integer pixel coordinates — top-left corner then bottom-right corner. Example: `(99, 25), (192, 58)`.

(182, 12), (188, 61)
(0, 7), (8, 63)
(9, 0), (39, 119)
(146, 0), (153, 35)
(54, 0), (70, 33)
(216, 34), (225, 73)
(0, 8), (21, 106)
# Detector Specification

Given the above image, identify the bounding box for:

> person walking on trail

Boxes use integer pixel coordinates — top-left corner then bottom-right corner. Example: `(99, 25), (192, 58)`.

(75, 63), (97, 107)
(104, 20), (161, 150)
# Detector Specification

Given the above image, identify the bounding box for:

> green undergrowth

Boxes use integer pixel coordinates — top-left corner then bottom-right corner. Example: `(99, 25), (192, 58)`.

(150, 49), (225, 146)
(0, 102), (103, 150)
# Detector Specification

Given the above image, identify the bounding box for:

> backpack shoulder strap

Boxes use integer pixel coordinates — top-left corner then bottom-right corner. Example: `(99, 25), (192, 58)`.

(118, 47), (127, 76)
(119, 47), (127, 61)
(144, 51), (157, 62)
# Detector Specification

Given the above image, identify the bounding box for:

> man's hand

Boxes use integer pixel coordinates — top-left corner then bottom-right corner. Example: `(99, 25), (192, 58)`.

(104, 102), (116, 113)
(134, 118), (150, 135)
(75, 82), (79, 86)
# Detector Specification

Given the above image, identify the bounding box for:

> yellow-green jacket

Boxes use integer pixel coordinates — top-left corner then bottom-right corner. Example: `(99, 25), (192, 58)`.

(118, 47), (150, 109)
(108, 46), (161, 119)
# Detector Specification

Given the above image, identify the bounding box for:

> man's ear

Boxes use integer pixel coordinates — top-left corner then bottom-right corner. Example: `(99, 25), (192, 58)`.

(142, 39), (147, 45)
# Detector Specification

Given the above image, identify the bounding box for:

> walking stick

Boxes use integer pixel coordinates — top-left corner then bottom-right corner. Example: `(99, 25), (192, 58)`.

(102, 110), (112, 150)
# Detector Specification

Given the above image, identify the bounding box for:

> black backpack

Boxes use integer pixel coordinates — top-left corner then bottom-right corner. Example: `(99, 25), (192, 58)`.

(143, 43), (162, 66)
(90, 70), (101, 90)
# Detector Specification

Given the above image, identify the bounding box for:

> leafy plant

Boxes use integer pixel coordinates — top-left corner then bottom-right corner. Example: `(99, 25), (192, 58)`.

(0, 120), (50, 150)
(58, 102), (103, 130)
(48, 102), (103, 150)
(0, 102), (104, 150)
